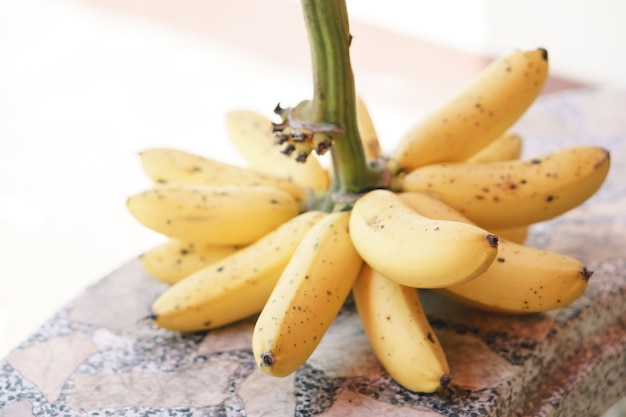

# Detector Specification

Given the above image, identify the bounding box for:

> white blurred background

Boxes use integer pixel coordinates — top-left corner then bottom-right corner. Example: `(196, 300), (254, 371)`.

(1, 0), (625, 385)
(349, 0), (626, 87)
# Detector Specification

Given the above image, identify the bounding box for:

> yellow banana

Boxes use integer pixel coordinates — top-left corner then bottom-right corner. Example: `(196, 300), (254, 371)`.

(140, 239), (241, 285)
(356, 96), (383, 160)
(437, 246), (591, 314)
(402, 145), (611, 229)
(349, 189), (498, 288)
(353, 264), (450, 393)
(139, 147), (305, 200)
(252, 211), (363, 377)
(394, 48), (548, 171)
(398, 191), (591, 313)
(466, 132), (522, 163)
(127, 183), (300, 245)
(226, 110), (330, 193)
(151, 210), (327, 332)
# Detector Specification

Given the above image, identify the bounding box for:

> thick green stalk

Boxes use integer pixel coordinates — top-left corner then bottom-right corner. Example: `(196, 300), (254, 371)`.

(299, 0), (381, 211)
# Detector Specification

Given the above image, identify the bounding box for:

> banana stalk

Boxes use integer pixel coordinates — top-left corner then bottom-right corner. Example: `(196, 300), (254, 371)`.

(275, 0), (384, 212)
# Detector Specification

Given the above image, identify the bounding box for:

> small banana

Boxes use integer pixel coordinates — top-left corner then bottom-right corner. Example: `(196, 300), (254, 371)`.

(402, 145), (611, 229)
(356, 96), (383, 160)
(139, 147), (305, 200)
(394, 48), (548, 171)
(140, 239), (241, 285)
(151, 210), (327, 332)
(437, 245), (592, 314)
(349, 189), (498, 288)
(398, 191), (591, 313)
(466, 132), (522, 163)
(252, 211), (363, 377)
(127, 183), (300, 245)
(353, 264), (450, 393)
(226, 109), (330, 193)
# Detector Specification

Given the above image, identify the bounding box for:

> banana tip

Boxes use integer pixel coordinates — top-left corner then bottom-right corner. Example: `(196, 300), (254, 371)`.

(581, 266), (593, 281)
(440, 373), (451, 388)
(137, 311), (158, 324)
(485, 234), (499, 248)
(259, 351), (275, 367)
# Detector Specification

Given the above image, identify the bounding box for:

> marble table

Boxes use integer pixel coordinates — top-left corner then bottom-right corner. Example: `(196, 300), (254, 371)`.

(1, 88), (625, 417)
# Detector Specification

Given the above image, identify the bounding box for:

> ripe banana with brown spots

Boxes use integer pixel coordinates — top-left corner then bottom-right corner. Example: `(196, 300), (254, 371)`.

(402, 146), (610, 229)
(353, 264), (450, 393)
(127, 183), (300, 245)
(394, 48), (548, 171)
(398, 191), (592, 313)
(438, 245), (592, 314)
(252, 211), (363, 377)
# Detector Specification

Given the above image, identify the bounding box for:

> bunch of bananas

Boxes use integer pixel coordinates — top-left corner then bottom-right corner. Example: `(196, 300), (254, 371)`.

(127, 48), (610, 393)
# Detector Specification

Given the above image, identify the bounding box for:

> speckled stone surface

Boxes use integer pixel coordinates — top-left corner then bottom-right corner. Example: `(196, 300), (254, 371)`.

(1, 88), (625, 417)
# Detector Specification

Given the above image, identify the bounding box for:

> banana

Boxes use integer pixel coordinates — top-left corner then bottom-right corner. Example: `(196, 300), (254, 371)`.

(466, 132), (522, 163)
(353, 264), (450, 393)
(127, 183), (300, 245)
(437, 246), (592, 314)
(252, 211), (363, 377)
(139, 147), (305, 200)
(226, 110), (330, 193)
(349, 189), (498, 288)
(356, 96), (383, 160)
(398, 191), (591, 313)
(151, 210), (327, 332)
(394, 48), (548, 171)
(402, 145), (611, 229)
(140, 239), (241, 285)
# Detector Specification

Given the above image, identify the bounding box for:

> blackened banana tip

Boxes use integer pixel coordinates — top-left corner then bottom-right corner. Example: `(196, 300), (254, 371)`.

(260, 351), (275, 367)
(539, 47), (548, 61)
(581, 266), (593, 281)
(137, 311), (157, 325)
(486, 234), (499, 248)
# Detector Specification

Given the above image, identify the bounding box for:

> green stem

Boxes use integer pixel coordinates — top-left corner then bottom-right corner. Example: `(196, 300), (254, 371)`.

(299, 0), (381, 211)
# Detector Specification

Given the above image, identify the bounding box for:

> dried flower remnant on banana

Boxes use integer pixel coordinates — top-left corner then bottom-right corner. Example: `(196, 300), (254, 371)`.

(272, 103), (344, 162)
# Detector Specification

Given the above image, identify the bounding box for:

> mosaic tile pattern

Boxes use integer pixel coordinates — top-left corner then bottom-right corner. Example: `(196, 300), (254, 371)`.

(1, 89), (625, 416)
